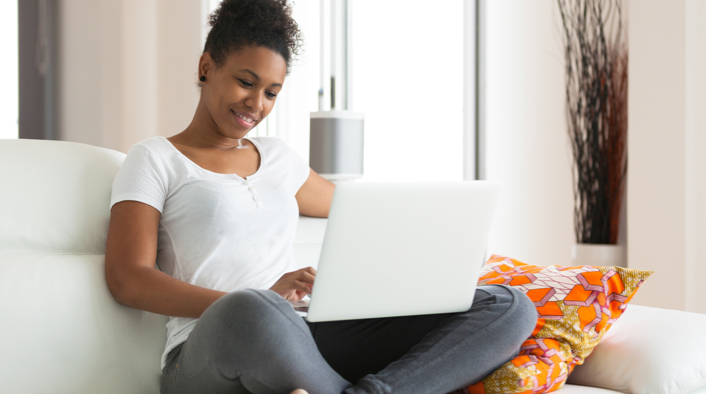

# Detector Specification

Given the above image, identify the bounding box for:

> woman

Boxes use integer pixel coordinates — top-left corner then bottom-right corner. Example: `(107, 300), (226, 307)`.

(105, 1), (537, 393)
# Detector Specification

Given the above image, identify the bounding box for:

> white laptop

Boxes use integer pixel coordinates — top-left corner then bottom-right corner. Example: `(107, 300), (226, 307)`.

(296, 181), (500, 322)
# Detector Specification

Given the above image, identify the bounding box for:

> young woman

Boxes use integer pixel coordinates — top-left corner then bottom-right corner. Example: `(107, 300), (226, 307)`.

(104, 1), (537, 393)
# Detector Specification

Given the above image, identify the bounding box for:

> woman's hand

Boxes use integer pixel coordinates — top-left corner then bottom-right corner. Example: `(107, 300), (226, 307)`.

(269, 267), (316, 300)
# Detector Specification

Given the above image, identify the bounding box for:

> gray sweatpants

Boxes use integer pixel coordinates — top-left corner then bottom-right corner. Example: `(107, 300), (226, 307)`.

(161, 285), (536, 394)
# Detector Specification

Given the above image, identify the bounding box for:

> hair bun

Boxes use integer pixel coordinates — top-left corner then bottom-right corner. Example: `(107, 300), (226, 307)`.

(204, 0), (302, 73)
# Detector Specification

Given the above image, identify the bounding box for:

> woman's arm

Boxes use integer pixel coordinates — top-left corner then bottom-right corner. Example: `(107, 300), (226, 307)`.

(105, 201), (227, 318)
(295, 169), (336, 218)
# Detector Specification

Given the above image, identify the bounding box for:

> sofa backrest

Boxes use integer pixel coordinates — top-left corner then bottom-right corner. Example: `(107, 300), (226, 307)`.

(292, 216), (328, 269)
(0, 139), (168, 394)
(0, 139), (126, 254)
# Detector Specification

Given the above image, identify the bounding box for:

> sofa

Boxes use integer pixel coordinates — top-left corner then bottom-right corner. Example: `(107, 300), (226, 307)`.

(1, 139), (704, 394)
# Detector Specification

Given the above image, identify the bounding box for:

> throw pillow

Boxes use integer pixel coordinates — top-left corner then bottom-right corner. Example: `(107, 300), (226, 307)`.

(462, 255), (652, 394)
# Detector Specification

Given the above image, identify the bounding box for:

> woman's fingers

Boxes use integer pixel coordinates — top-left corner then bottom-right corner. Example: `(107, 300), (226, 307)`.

(268, 267), (318, 299)
(298, 271), (315, 286)
(281, 267), (311, 277)
(289, 280), (313, 295)
(270, 280), (311, 297)
(273, 280), (311, 300)
(283, 268), (316, 285)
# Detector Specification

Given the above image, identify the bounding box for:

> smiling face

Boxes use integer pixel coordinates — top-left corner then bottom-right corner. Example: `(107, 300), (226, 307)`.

(198, 45), (287, 140)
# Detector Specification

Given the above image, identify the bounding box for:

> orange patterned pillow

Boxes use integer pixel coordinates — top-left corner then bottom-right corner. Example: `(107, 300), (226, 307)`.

(462, 255), (652, 394)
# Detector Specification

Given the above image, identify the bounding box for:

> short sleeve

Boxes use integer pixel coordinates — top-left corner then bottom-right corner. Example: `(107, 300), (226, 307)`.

(110, 145), (168, 212)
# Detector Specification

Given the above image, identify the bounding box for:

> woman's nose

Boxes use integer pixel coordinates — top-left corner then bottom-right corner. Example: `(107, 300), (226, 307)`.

(245, 91), (264, 113)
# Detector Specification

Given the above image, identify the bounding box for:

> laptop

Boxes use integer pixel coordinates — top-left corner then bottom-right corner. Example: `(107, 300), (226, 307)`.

(295, 181), (500, 322)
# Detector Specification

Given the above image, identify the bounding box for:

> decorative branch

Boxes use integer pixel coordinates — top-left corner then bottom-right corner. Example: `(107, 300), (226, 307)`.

(557, 0), (628, 244)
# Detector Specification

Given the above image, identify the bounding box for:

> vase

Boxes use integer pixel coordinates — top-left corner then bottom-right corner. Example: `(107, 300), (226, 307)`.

(571, 243), (626, 267)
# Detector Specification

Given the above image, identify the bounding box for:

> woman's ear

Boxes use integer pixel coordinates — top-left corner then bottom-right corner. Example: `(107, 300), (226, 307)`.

(199, 52), (214, 80)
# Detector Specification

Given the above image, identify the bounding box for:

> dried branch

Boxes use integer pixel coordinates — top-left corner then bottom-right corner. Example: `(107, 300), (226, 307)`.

(557, 0), (628, 244)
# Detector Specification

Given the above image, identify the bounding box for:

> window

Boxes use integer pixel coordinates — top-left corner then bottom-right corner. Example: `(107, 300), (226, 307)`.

(350, 1), (465, 181)
(201, 0), (471, 181)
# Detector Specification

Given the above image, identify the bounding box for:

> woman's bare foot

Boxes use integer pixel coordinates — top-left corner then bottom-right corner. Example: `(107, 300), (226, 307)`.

(290, 390), (308, 394)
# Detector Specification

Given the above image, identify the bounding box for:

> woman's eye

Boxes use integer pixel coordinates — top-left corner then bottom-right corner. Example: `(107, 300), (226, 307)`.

(266, 92), (277, 99)
(238, 79), (253, 87)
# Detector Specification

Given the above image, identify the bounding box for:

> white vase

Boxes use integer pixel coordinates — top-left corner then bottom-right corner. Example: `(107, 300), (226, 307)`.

(571, 243), (626, 267)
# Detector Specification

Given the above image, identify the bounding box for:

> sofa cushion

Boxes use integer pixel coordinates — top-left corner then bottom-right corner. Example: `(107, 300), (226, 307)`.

(554, 386), (624, 394)
(567, 305), (706, 394)
(464, 255), (652, 394)
(0, 139), (166, 394)
(0, 140), (125, 254)
(0, 253), (167, 394)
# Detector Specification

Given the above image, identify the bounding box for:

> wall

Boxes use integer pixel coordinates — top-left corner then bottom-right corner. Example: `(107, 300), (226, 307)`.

(57, 0), (202, 153)
(56, 0), (318, 156)
(156, 0), (205, 141)
(484, 0), (575, 267)
(484, 0), (706, 313)
(628, 0), (706, 313)
(685, 0), (706, 314)
(0, 0), (18, 139)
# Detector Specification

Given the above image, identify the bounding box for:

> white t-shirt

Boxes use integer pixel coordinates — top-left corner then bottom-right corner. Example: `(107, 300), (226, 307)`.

(109, 136), (310, 369)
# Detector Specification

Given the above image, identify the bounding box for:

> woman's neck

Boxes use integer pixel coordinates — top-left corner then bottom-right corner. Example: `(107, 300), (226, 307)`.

(175, 104), (247, 151)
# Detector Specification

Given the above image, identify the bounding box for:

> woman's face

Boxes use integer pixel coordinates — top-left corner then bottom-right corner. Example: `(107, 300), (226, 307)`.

(199, 45), (287, 140)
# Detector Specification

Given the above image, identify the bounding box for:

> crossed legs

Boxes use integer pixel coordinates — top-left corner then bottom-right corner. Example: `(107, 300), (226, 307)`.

(161, 285), (536, 394)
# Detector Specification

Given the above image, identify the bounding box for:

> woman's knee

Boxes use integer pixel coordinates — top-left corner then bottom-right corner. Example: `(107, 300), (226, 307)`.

(209, 289), (278, 313)
(478, 285), (537, 338)
(202, 289), (288, 331)
(189, 290), (304, 360)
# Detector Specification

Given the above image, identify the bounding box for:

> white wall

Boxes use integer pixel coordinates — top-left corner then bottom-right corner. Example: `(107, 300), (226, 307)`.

(58, 0), (202, 153)
(685, 0), (706, 314)
(484, 0), (706, 313)
(0, 0), (18, 139)
(484, 0), (575, 267)
(628, 0), (706, 313)
(155, 1), (203, 141)
(56, 0), (318, 156)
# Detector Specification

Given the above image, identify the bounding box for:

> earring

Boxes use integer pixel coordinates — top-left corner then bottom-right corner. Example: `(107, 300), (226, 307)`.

(199, 76), (206, 82)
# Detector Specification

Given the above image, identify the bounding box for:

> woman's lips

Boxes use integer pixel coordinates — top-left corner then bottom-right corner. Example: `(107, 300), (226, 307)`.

(231, 110), (256, 128)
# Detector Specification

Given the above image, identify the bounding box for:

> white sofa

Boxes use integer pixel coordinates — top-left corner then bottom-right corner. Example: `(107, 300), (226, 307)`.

(1, 139), (705, 394)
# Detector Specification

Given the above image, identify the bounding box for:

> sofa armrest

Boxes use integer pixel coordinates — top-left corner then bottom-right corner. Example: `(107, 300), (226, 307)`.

(567, 305), (706, 394)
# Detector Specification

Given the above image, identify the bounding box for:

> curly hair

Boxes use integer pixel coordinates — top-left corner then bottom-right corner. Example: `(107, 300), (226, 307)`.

(204, 0), (303, 74)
